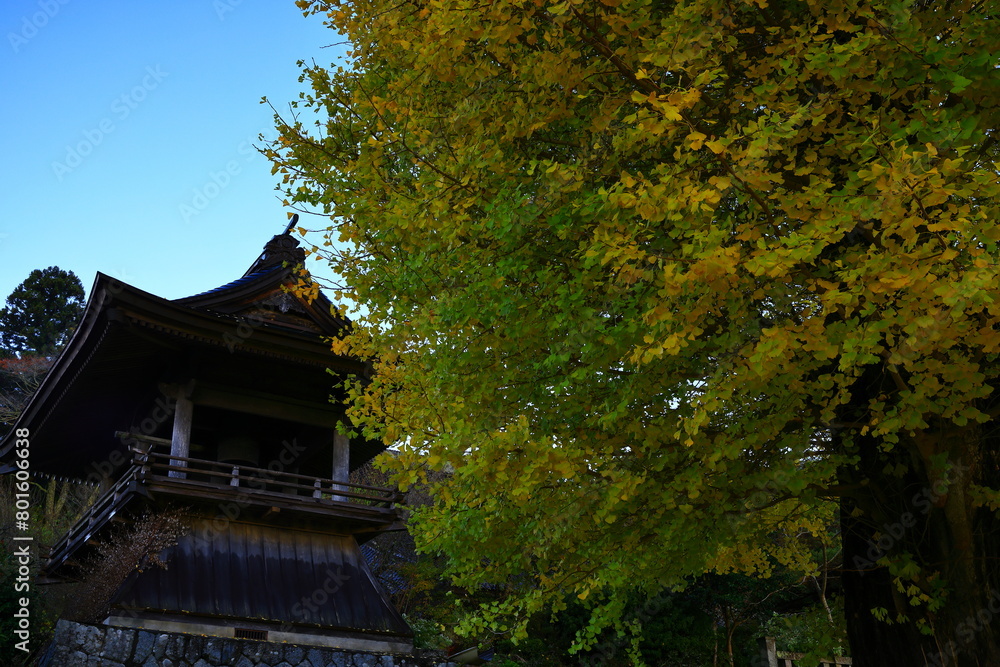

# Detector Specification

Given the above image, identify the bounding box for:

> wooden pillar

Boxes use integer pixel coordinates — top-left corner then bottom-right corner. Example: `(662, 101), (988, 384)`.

(759, 637), (778, 667)
(331, 430), (350, 502)
(169, 394), (194, 479)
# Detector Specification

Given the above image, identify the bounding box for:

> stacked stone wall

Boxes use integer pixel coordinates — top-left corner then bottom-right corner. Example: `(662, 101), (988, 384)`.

(39, 620), (457, 667)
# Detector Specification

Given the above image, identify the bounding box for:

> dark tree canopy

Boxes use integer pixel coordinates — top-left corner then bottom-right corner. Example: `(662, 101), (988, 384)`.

(0, 266), (85, 356)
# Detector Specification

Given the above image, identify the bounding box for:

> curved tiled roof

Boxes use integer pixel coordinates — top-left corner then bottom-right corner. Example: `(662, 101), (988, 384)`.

(176, 266), (283, 301)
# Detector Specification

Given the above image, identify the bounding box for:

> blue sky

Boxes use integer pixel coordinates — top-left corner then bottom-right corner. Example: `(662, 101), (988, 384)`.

(1, 0), (344, 303)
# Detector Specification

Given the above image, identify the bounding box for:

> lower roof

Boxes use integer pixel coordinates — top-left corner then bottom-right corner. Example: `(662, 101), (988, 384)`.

(113, 518), (412, 638)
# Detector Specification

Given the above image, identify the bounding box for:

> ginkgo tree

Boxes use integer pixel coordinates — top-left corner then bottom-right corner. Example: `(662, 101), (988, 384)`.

(268, 0), (1000, 663)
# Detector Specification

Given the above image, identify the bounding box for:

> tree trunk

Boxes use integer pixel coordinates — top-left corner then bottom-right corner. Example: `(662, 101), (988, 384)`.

(839, 419), (1000, 666)
(712, 617), (718, 667)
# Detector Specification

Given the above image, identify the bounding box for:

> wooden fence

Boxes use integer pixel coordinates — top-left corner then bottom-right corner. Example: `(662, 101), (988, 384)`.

(759, 637), (852, 667)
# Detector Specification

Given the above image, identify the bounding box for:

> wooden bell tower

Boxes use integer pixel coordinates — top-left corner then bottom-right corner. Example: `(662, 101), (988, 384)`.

(0, 222), (412, 652)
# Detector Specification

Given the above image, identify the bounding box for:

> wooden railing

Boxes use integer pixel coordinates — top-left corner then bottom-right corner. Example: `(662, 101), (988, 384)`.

(46, 467), (139, 572)
(134, 447), (402, 508)
(45, 440), (402, 575)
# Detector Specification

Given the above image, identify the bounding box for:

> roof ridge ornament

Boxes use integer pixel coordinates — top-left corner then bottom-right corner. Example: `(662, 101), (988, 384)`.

(243, 214), (305, 278)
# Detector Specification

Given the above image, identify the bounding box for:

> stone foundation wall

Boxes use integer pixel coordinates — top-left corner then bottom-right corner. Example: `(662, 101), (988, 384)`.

(39, 620), (458, 667)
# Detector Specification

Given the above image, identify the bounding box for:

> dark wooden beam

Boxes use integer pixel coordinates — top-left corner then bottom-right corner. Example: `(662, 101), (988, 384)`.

(192, 382), (342, 429)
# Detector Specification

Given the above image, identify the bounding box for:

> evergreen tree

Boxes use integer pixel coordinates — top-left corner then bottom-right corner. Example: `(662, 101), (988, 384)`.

(0, 266), (84, 356)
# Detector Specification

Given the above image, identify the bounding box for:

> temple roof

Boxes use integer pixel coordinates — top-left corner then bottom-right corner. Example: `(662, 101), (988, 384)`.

(175, 222), (348, 336)
(0, 225), (378, 478)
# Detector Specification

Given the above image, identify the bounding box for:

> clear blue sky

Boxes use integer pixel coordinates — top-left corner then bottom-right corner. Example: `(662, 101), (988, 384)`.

(1, 0), (344, 303)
